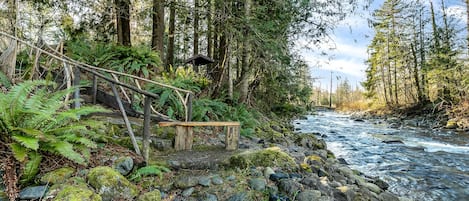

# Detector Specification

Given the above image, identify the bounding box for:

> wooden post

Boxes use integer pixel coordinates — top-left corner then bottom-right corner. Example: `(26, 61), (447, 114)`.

(174, 126), (193, 150)
(142, 96), (152, 163)
(225, 126), (240, 150)
(92, 75), (97, 104)
(186, 93), (193, 122)
(72, 67), (81, 109)
(110, 83), (141, 155)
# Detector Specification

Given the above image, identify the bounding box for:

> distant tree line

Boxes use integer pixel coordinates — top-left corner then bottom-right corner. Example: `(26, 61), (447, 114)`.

(364, 0), (469, 107)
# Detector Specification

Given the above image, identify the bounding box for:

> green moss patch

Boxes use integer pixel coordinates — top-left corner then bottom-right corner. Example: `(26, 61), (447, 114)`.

(229, 147), (297, 170)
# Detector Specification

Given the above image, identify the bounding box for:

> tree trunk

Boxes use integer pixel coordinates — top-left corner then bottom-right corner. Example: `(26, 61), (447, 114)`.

(166, 0), (176, 69)
(193, 0), (200, 72)
(238, 0), (251, 103)
(207, 0), (213, 59)
(0, 0), (18, 81)
(116, 0), (131, 46)
(152, 0), (165, 67)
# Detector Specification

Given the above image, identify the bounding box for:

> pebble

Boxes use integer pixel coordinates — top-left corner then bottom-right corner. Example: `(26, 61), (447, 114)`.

(198, 176), (211, 187)
(227, 192), (248, 201)
(249, 178), (267, 191)
(211, 175), (224, 185)
(264, 167), (275, 179)
(269, 173), (289, 182)
(182, 187), (195, 197)
(296, 190), (321, 201)
(19, 186), (48, 200)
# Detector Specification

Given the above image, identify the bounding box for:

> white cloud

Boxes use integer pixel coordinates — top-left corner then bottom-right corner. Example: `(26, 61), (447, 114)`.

(447, 5), (466, 22)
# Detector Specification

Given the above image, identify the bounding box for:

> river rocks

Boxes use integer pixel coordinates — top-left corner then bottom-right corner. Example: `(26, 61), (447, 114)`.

(182, 187), (195, 197)
(278, 179), (304, 196)
(199, 193), (218, 201)
(269, 172), (289, 182)
(41, 167), (75, 185)
(112, 156), (134, 176)
(296, 190), (321, 201)
(295, 133), (327, 150)
(86, 166), (138, 201)
(378, 191), (400, 201)
(249, 178), (267, 191)
(227, 192), (248, 201)
(264, 167), (275, 179)
(211, 175), (224, 185)
(445, 119), (458, 129)
(382, 140), (404, 144)
(198, 176), (212, 187)
(53, 183), (101, 201)
(229, 147), (297, 170)
(174, 176), (199, 188)
(19, 186), (48, 200)
(137, 190), (161, 201)
(363, 182), (382, 194)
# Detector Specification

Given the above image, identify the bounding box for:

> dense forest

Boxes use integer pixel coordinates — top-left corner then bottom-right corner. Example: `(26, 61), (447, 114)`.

(363, 0), (469, 110)
(0, 0), (363, 115)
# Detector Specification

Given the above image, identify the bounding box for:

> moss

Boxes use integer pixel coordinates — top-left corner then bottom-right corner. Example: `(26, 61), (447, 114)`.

(295, 134), (326, 150)
(41, 167), (75, 185)
(446, 120), (458, 129)
(137, 190), (162, 201)
(229, 147), (297, 170)
(87, 166), (138, 201)
(53, 184), (101, 201)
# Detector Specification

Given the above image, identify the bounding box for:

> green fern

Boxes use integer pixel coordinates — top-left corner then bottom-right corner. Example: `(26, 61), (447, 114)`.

(0, 80), (110, 173)
(129, 165), (171, 182)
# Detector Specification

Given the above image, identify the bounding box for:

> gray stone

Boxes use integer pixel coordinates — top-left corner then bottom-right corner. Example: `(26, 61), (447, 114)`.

(198, 176), (211, 187)
(113, 156), (134, 176)
(296, 190), (322, 201)
(269, 172), (289, 182)
(363, 182), (382, 194)
(200, 193), (218, 201)
(372, 178), (389, 190)
(227, 192), (248, 201)
(278, 179), (303, 196)
(250, 168), (263, 177)
(151, 138), (173, 151)
(211, 175), (223, 185)
(174, 176), (199, 189)
(87, 166), (138, 201)
(182, 187), (195, 197)
(19, 186), (48, 200)
(264, 167), (275, 179)
(378, 192), (400, 201)
(249, 178), (267, 191)
(226, 175), (236, 181)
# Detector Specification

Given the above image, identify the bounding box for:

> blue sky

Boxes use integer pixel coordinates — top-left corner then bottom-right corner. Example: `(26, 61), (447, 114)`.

(299, 0), (467, 92)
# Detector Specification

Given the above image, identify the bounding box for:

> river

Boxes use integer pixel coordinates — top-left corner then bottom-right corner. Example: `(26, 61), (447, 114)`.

(294, 112), (469, 201)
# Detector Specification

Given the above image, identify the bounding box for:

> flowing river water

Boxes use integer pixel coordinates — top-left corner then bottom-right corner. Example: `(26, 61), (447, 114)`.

(294, 112), (469, 201)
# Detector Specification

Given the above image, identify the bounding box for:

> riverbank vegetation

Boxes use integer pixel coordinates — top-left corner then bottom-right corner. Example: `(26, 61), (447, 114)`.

(362, 0), (469, 125)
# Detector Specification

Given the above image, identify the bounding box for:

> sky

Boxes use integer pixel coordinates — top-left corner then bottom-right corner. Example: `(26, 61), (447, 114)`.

(300, 0), (467, 92)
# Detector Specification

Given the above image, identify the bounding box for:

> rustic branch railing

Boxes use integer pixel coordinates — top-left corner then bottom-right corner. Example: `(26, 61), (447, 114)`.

(0, 31), (193, 162)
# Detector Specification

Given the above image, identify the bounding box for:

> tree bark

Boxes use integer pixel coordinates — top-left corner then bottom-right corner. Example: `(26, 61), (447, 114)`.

(152, 0), (165, 67)
(193, 0), (200, 72)
(238, 0), (251, 103)
(116, 0), (131, 46)
(166, 0), (176, 70)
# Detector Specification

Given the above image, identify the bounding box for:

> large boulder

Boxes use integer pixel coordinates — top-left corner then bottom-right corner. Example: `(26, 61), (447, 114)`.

(53, 183), (101, 201)
(229, 147), (297, 170)
(86, 166), (138, 201)
(137, 190), (162, 201)
(41, 167), (75, 185)
(295, 133), (327, 150)
(112, 156), (134, 176)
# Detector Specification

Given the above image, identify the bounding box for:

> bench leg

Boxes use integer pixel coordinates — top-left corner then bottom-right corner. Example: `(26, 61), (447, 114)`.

(174, 126), (193, 150)
(225, 126), (240, 150)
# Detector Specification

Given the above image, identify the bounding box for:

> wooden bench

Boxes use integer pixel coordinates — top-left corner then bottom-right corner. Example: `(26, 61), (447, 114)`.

(158, 121), (241, 151)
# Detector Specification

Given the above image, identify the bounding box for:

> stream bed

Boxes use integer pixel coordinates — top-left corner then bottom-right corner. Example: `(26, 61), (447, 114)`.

(294, 112), (469, 201)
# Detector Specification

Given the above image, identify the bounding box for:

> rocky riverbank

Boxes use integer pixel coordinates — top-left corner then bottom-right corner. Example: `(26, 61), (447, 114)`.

(1, 121), (402, 201)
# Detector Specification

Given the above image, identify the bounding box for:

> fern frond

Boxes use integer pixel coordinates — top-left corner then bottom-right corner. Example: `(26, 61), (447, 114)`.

(51, 141), (85, 165)
(20, 151), (42, 184)
(10, 143), (29, 162)
(12, 134), (39, 150)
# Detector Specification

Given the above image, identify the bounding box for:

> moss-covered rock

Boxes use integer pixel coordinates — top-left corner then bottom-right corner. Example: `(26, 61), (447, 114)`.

(229, 147), (297, 170)
(137, 190), (161, 201)
(41, 167), (75, 184)
(86, 166), (138, 201)
(446, 119), (458, 129)
(295, 133), (326, 150)
(53, 183), (101, 201)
